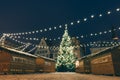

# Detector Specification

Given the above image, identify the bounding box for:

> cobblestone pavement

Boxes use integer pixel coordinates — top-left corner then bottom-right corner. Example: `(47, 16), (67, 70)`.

(0, 72), (120, 80)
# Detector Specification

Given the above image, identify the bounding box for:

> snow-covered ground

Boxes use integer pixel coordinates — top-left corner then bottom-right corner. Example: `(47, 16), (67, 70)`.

(0, 72), (119, 80)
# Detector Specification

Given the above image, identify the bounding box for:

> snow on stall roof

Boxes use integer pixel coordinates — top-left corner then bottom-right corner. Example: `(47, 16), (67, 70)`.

(0, 45), (55, 61)
(90, 47), (111, 56)
(91, 44), (120, 57)
(0, 46), (37, 57)
(79, 45), (120, 60)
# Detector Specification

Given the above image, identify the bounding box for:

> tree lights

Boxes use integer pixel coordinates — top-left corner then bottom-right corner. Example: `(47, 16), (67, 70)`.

(56, 27), (76, 72)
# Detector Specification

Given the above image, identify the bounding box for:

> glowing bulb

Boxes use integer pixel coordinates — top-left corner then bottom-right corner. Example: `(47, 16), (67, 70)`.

(81, 35), (84, 38)
(10, 36), (13, 38)
(87, 44), (89, 46)
(45, 38), (47, 40)
(18, 36), (20, 38)
(54, 27), (57, 29)
(71, 22), (74, 25)
(80, 45), (83, 47)
(22, 33), (24, 35)
(119, 27), (120, 30)
(65, 24), (68, 27)
(49, 27), (52, 30)
(84, 18), (87, 21)
(99, 32), (102, 35)
(29, 32), (31, 34)
(33, 38), (36, 40)
(91, 15), (94, 18)
(58, 37), (60, 39)
(36, 30), (39, 33)
(104, 31), (107, 34)
(25, 32), (28, 34)
(77, 20), (80, 23)
(109, 30), (112, 32)
(32, 31), (35, 33)
(93, 42), (96, 44)
(90, 33), (93, 36)
(95, 33), (97, 36)
(44, 29), (47, 31)
(107, 11), (111, 14)
(99, 14), (102, 17)
(19, 33), (21, 35)
(59, 25), (62, 28)
(113, 29), (116, 31)
(40, 30), (43, 32)
(76, 36), (79, 39)
(116, 8), (120, 11)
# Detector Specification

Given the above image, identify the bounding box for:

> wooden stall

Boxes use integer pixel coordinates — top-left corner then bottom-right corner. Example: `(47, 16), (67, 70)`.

(36, 56), (55, 73)
(76, 45), (120, 76)
(91, 46), (120, 76)
(76, 56), (91, 74)
(0, 50), (12, 74)
(0, 46), (36, 74)
(0, 45), (56, 74)
(111, 46), (120, 76)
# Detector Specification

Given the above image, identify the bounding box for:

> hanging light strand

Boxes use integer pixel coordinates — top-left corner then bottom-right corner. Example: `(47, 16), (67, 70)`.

(10, 26), (120, 41)
(5, 7), (120, 36)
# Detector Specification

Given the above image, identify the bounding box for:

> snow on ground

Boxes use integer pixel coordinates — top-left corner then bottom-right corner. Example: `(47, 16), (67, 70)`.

(0, 72), (119, 80)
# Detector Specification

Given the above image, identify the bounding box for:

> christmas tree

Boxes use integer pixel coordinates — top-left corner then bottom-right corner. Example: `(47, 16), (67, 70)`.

(56, 26), (77, 72)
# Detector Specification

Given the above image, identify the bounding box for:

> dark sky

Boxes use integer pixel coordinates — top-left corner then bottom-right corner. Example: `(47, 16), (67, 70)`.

(0, 0), (120, 45)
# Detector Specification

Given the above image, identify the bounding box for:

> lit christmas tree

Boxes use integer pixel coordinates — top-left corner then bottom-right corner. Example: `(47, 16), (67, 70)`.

(56, 26), (77, 72)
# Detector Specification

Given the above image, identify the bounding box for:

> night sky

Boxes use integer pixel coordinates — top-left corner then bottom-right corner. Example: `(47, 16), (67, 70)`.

(0, 0), (120, 50)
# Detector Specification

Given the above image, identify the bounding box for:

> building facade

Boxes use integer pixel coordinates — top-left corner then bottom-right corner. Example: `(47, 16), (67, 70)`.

(35, 37), (85, 60)
(34, 38), (59, 60)
(34, 38), (51, 58)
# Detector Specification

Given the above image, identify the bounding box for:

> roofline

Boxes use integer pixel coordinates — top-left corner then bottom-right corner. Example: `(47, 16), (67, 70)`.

(78, 45), (120, 60)
(0, 45), (37, 58)
(37, 56), (55, 62)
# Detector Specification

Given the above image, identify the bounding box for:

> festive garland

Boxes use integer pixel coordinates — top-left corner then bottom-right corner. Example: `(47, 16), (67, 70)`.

(5, 8), (120, 36)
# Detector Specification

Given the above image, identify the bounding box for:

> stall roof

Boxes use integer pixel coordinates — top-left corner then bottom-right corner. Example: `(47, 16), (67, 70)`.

(79, 45), (120, 60)
(0, 45), (55, 61)
(0, 45), (37, 57)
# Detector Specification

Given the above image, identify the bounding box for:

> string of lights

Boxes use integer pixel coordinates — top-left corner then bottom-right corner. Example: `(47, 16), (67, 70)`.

(6, 7), (120, 36)
(7, 35), (120, 49)
(15, 44), (27, 50)
(9, 26), (120, 42)
(9, 37), (26, 45)
(21, 43), (31, 51)
(28, 46), (37, 53)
